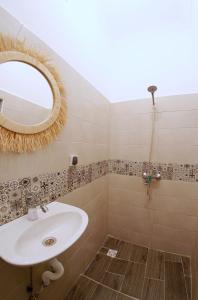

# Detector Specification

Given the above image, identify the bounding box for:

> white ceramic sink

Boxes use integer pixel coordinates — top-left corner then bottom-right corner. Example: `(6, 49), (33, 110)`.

(0, 202), (88, 266)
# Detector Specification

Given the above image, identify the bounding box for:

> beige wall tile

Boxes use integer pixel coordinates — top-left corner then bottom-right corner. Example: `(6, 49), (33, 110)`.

(110, 94), (198, 164)
(152, 210), (198, 232)
(152, 180), (198, 199)
(109, 208), (153, 235)
(148, 193), (198, 217)
(156, 110), (198, 129)
(153, 144), (198, 164)
(4, 281), (29, 300)
(110, 99), (153, 115)
(0, 259), (29, 299)
(110, 129), (151, 146)
(157, 128), (198, 146)
(0, 9), (109, 181)
(109, 174), (198, 256)
(110, 144), (150, 161)
(109, 188), (147, 211)
(109, 224), (151, 248)
(156, 93), (198, 112)
(109, 174), (145, 192)
(151, 235), (194, 256)
(152, 224), (196, 245)
(110, 113), (152, 131)
(0, 8), (109, 300)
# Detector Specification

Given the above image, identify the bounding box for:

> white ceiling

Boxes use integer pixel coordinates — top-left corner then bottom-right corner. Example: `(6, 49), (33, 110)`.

(0, 0), (198, 102)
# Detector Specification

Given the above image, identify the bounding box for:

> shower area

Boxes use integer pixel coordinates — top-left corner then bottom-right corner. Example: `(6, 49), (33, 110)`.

(65, 89), (198, 300)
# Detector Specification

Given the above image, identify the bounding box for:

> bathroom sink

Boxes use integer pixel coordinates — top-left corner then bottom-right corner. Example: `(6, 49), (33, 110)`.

(0, 202), (88, 266)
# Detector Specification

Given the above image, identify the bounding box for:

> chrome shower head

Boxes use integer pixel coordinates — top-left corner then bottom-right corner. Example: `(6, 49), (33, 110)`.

(147, 85), (157, 106)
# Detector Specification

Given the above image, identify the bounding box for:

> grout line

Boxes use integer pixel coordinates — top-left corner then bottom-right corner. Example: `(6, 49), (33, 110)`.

(164, 254), (166, 300)
(100, 257), (112, 283)
(189, 256), (192, 277)
(109, 234), (192, 260)
(82, 274), (138, 300)
(117, 258), (131, 294)
(189, 257), (192, 300)
(144, 276), (164, 282)
(140, 247), (149, 300)
(99, 250), (148, 265)
(105, 270), (124, 278)
(181, 259), (190, 300)
(84, 236), (190, 300)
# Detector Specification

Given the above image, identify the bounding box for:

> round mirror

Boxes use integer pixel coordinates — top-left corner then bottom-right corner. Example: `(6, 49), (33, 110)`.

(0, 61), (53, 125)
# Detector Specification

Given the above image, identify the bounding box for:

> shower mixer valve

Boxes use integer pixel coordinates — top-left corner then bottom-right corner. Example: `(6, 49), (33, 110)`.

(142, 171), (161, 185)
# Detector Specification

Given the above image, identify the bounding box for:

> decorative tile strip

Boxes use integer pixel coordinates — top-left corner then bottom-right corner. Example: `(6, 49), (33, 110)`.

(0, 160), (108, 225)
(109, 159), (198, 182)
(1, 159), (198, 225)
(108, 160), (143, 177)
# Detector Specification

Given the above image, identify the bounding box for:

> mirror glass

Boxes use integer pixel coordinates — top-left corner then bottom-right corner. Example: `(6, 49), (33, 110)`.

(0, 61), (53, 125)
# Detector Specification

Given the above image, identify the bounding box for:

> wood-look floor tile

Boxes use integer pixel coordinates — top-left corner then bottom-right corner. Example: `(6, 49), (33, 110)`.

(65, 276), (97, 300)
(91, 284), (118, 300)
(108, 258), (129, 275)
(121, 262), (145, 299)
(185, 276), (192, 300)
(146, 249), (165, 280)
(165, 253), (181, 263)
(104, 237), (120, 250)
(117, 241), (132, 260)
(102, 272), (123, 291)
(182, 256), (191, 277)
(99, 247), (109, 255)
(165, 261), (188, 300)
(116, 293), (136, 300)
(85, 253), (111, 281)
(130, 245), (148, 264)
(142, 278), (164, 300)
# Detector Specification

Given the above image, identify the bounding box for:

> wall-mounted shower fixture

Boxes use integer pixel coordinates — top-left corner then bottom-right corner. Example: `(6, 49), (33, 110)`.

(142, 171), (161, 185)
(147, 85), (157, 106)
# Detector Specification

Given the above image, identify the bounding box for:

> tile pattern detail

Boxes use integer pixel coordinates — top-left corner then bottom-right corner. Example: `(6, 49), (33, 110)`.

(66, 236), (192, 300)
(0, 160), (108, 225)
(109, 159), (198, 183)
(1, 159), (198, 224)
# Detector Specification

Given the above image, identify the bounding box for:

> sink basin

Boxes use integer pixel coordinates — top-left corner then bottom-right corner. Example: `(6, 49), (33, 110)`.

(0, 202), (88, 266)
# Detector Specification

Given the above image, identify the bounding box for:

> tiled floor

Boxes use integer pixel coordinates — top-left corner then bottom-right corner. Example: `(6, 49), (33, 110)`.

(65, 236), (192, 300)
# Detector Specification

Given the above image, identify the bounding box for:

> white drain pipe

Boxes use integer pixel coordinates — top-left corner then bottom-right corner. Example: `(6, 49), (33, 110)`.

(42, 258), (64, 286)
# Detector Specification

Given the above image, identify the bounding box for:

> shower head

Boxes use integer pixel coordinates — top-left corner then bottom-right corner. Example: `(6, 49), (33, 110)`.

(147, 85), (157, 106)
(148, 85), (157, 93)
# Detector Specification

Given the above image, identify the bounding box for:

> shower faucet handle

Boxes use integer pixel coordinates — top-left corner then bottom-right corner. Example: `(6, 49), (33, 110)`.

(154, 171), (161, 180)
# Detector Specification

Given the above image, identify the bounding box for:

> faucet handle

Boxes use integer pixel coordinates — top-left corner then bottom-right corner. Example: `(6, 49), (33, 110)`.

(142, 172), (147, 179)
(40, 204), (49, 213)
(154, 171), (161, 180)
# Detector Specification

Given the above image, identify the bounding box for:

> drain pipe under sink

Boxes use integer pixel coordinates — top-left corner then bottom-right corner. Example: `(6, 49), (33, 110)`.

(42, 258), (64, 286)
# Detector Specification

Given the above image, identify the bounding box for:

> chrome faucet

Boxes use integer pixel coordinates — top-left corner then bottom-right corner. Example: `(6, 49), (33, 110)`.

(142, 171), (161, 185)
(26, 194), (49, 220)
(40, 204), (49, 213)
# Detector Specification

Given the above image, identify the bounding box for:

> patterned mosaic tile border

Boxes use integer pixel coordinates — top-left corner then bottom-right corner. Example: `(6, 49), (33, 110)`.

(1, 159), (198, 225)
(0, 161), (108, 225)
(109, 159), (198, 182)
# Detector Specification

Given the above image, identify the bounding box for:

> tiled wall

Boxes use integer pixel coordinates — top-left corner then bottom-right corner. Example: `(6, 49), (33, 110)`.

(0, 161), (108, 224)
(2, 159), (198, 225)
(109, 95), (198, 258)
(0, 7), (109, 182)
(0, 8), (109, 300)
